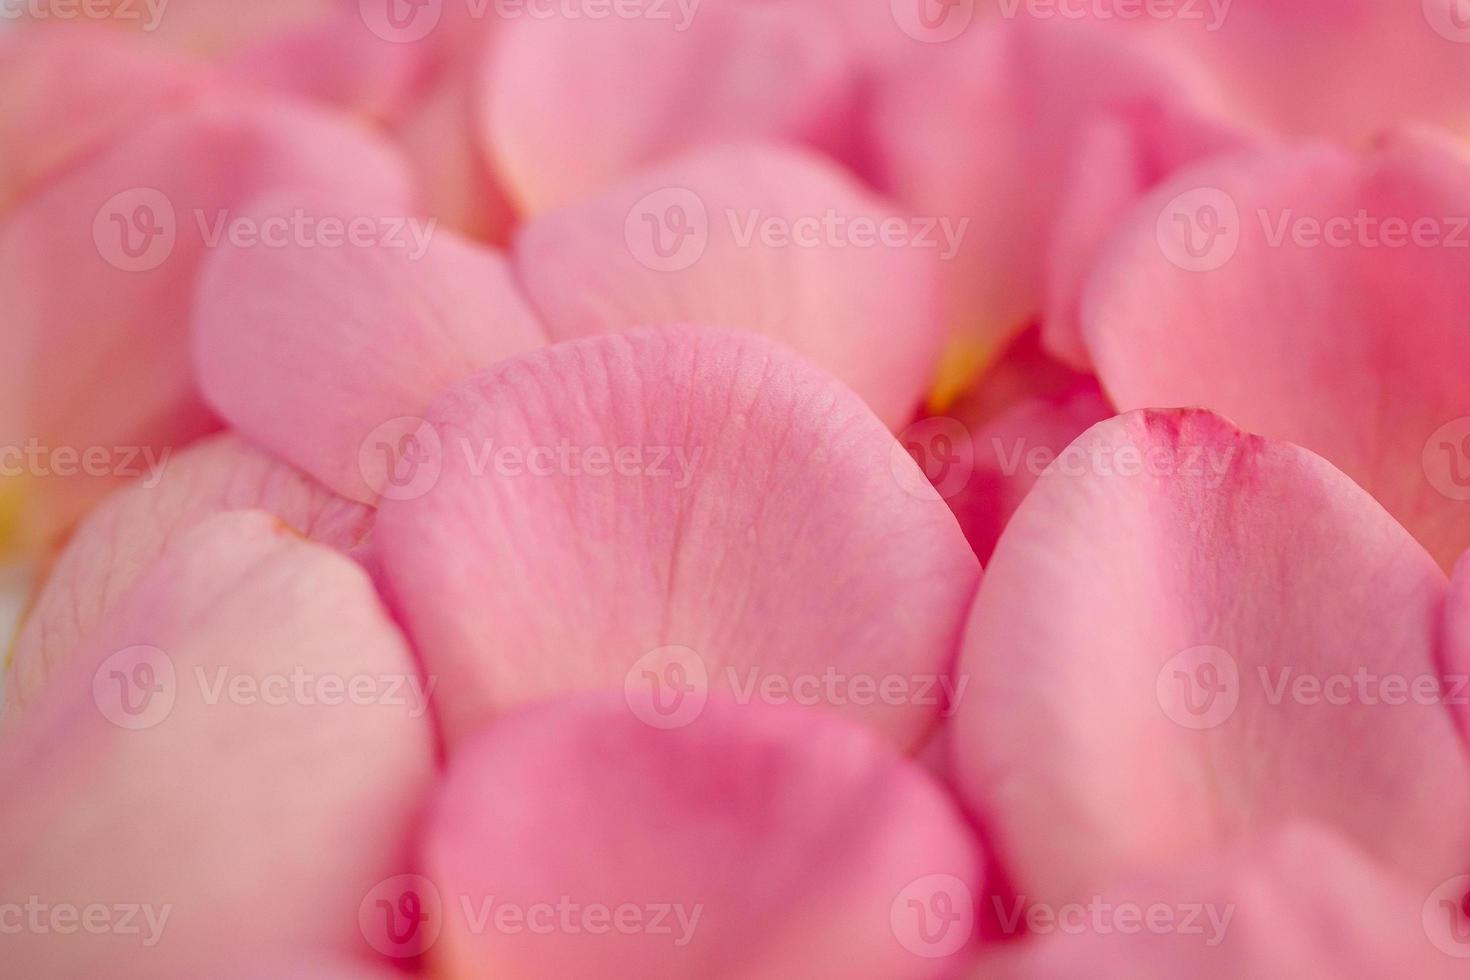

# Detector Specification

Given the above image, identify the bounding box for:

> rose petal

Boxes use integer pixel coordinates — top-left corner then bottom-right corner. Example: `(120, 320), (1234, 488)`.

(869, 18), (1232, 376)
(952, 409), (1470, 905)
(0, 23), (206, 213)
(1042, 101), (1253, 368)
(482, 0), (858, 215)
(0, 94), (417, 554)
(194, 189), (546, 505)
(6, 434), (372, 712)
(376, 326), (979, 750)
(424, 695), (981, 978)
(1082, 127), (1470, 569)
(512, 143), (947, 429)
(0, 511), (435, 977)
(978, 823), (1470, 979)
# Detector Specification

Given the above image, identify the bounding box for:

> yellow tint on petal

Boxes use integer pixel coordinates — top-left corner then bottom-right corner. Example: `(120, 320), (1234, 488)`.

(0, 475), (29, 562)
(926, 335), (998, 414)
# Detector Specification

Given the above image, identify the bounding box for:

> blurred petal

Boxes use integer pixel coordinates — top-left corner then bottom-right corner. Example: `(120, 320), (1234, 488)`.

(395, 51), (518, 241)
(0, 511), (435, 978)
(948, 390), (1112, 565)
(0, 95), (417, 554)
(377, 326), (979, 750)
(229, 10), (432, 121)
(0, 23), (206, 212)
(21, 0), (336, 56)
(952, 410), (1470, 905)
(1441, 552), (1470, 749)
(195, 190), (546, 505)
(1137, 0), (1470, 143)
(1042, 101), (1253, 368)
(1083, 128), (1470, 569)
(869, 18), (1232, 366)
(6, 434), (372, 712)
(513, 144), (947, 429)
(483, 0), (858, 215)
(978, 823), (1469, 979)
(425, 695), (981, 978)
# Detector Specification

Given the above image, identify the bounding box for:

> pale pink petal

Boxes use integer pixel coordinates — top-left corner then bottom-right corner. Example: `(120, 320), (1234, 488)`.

(423, 695), (981, 978)
(1043, 101), (1253, 368)
(512, 144), (947, 429)
(0, 511), (435, 978)
(395, 51), (519, 242)
(869, 18), (1234, 365)
(0, 23), (207, 212)
(483, 0), (859, 215)
(1441, 552), (1470, 749)
(194, 189), (546, 505)
(952, 409), (1470, 906)
(1082, 128), (1470, 569)
(228, 10), (432, 121)
(21, 0), (336, 55)
(978, 823), (1470, 979)
(0, 95), (417, 554)
(6, 434), (372, 712)
(1133, 0), (1470, 144)
(376, 326), (979, 750)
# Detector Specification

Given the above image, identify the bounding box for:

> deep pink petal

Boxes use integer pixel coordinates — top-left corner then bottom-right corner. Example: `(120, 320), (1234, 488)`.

(1083, 128), (1470, 569)
(0, 511), (435, 978)
(376, 326), (979, 750)
(424, 695), (981, 978)
(952, 409), (1470, 905)
(6, 434), (372, 712)
(195, 190), (546, 504)
(512, 144), (947, 428)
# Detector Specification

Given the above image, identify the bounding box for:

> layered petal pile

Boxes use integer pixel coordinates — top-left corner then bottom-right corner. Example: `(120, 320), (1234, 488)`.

(4, 3), (1470, 977)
